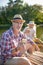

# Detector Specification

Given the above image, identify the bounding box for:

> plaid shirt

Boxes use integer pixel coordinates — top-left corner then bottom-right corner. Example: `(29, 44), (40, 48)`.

(0, 27), (34, 63)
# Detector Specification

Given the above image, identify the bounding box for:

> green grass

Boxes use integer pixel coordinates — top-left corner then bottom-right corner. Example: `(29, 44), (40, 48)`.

(0, 29), (7, 35)
(37, 26), (43, 41)
(0, 27), (9, 37)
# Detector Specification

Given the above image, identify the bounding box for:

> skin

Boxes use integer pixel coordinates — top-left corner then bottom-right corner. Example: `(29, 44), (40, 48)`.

(28, 24), (34, 28)
(11, 19), (23, 36)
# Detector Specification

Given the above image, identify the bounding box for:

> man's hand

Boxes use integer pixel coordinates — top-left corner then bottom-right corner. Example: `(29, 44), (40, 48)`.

(17, 43), (26, 54)
(26, 43), (35, 54)
(34, 44), (40, 51)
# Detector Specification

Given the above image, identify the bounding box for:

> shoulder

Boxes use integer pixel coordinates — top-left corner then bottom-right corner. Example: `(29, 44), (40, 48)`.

(20, 31), (24, 36)
(1, 28), (11, 39)
(20, 31), (26, 38)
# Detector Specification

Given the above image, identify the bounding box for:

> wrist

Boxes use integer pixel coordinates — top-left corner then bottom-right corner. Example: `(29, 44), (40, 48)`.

(17, 51), (22, 57)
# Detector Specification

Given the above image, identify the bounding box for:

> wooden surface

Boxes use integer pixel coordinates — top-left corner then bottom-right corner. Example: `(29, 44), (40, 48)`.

(25, 51), (43, 65)
(29, 43), (43, 65)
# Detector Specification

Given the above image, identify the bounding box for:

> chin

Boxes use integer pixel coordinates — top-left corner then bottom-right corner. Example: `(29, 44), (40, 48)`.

(17, 29), (20, 32)
(18, 29), (21, 31)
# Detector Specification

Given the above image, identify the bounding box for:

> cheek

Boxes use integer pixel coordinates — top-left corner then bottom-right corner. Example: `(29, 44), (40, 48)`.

(20, 24), (23, 27)
(13, 24), (17, 29)
(20, 25), (22, 27)
(12, 23), (15, 26)
(31, 26), (33, 28)
(18, 24), (22, 28)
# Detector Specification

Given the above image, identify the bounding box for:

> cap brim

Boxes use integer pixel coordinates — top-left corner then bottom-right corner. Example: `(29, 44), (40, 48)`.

(11, 19), (25, 23)
(27, 23), (35, 26)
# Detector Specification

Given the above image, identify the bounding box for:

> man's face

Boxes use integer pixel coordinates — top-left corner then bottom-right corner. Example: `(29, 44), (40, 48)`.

(29, 24), (34, 28)
(12, 19), (23, 31)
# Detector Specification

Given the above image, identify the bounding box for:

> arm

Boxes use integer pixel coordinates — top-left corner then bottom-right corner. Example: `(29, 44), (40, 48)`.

(1, 33), (18, 63)
(1, 34), (12, 62)
(0, 43), (2, 64)
(26, 38), (40, 54)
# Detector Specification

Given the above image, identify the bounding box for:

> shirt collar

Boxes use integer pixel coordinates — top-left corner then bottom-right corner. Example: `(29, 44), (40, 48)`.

(10, 27), (22, 38)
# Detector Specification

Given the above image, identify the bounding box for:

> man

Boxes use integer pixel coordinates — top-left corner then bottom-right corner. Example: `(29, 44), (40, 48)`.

(0, 14), (39, 65)
(23, 21), (36, 40)
(23, 21), (43, 48)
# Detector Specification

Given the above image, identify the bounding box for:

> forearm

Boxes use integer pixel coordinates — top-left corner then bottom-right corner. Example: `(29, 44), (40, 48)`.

(11, 48), (23, 57)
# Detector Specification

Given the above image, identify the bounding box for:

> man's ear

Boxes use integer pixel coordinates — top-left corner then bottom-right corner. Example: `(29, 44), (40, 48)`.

(11, 20), (12, 22)
(11, 20), (13, 23)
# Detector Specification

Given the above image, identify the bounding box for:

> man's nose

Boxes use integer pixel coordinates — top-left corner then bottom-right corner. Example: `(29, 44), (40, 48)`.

(18, 23), (21, 26)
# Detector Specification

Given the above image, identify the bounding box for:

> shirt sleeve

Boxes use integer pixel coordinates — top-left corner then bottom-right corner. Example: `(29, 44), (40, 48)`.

(23, 32), (35, 44)
(27, 38), (35, 44)
(0, 33), (16, 62)
(0, 43), (1, 59)
(22, 31), (34, 44)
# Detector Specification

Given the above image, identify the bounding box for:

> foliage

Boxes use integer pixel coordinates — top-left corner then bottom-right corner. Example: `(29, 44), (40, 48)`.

(0, 0), (43, 28)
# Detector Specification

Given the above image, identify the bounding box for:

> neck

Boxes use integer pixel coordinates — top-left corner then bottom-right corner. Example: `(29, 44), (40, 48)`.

(13, 28), (19, 37)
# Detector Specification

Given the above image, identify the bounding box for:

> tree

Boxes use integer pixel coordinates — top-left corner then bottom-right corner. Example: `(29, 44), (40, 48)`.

(8, 0), (14, 7)
(0, 1), (43, 26)
(14, 0), (23, 5)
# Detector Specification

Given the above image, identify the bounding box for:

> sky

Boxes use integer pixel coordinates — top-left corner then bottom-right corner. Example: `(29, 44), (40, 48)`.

(0, 0), (43, 6)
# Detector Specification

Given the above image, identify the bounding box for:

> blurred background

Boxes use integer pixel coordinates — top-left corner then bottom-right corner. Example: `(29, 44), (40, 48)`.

(0, 0), (43, 40)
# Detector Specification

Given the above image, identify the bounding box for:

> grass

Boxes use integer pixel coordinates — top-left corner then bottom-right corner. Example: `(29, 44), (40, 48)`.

(37, 26), (43, 41)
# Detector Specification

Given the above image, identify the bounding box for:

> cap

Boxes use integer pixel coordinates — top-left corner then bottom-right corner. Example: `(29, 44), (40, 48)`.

(13, 14), (23, 20)
(27, 21), (35, 25)
(11, 14), (25, 23)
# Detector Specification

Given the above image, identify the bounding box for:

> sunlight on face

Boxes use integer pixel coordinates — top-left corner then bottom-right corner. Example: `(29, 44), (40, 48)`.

(12, 19), (23, 31)
(29, 24), (34, 28)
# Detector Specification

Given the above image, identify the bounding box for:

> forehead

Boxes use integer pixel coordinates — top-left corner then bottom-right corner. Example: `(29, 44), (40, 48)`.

(12, 19), (23, 23)
(29, 24), (34, 26)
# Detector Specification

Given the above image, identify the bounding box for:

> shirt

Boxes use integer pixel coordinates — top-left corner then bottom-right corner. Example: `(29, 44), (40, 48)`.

(23, 26), (36, 40)
(0, 27), (34, 63)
